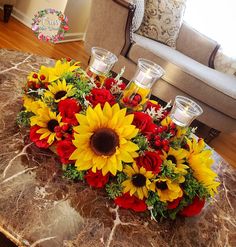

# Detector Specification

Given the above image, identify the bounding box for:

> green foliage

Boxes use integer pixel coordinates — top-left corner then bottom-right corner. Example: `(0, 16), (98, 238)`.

(183, 172), (210, 199)
(170, 138), (182, 149)
(106, 172), (126, 199)
(70, 77), (92, 102)
(63, 164), (85, 181)
(17, 111), (34, 127)
(161, 160), (182, 181)
(146, 191), (168, 219)
(43, 96), (58, 112)
(132, 134), (148, 151)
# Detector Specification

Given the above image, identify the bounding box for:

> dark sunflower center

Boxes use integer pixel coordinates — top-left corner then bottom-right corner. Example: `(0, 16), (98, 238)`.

(47, 119), (59, 132)
(55, 90), (67, 100)
(167, 155), (177, 164)
(156, 181), (168, 190)
(90, 128), (119, 156)
(132, 173), (146, 187)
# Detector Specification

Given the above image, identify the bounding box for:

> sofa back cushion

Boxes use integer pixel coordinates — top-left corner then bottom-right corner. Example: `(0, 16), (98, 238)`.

(136, 0), (186, 48)
(132, 0), (145, 32)
(176, 22), (219, 66)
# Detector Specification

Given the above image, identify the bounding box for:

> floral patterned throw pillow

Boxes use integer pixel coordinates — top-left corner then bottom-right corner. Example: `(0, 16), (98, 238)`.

(136, 0), (186, 48)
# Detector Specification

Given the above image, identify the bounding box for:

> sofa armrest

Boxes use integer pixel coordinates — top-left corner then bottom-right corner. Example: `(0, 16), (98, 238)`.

(84, 0), (135, 58)
(176, 22), (220, 67)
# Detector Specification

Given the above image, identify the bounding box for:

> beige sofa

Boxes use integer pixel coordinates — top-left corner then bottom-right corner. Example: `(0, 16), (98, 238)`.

(85, 0), (236, 140)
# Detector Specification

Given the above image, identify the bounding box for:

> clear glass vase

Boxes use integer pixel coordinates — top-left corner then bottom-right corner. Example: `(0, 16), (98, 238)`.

(170, 96), (203, 127)
(120, 58), (165, 111)
(86, 47), (118, 85)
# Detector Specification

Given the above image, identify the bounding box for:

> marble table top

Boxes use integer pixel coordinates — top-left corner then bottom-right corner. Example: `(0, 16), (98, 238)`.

(0, 49), (235, 247)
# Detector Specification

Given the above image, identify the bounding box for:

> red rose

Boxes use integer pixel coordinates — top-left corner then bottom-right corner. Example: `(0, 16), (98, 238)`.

(133, 112), (157, 134)
(136, 151), (162, 175)
(114, 193), (147, 212)
(56, 140), (76, 164)
(180, 196), (205, 217)
(84, 169), (110, 188)
(86, 88), (115, 108)
(104, 78), (126, 91)
(167, 196), (183, 209)
(58, 99), (81, 126)
(30, 125), (50, 148)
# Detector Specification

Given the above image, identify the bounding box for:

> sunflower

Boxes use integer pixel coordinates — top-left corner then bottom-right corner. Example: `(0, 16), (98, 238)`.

(161, 116), (172, 127)
(23, 96), (46, 115)
(70, 103), (139, 176)
(44, 79), (75, 102)
(31, 107), (62, 145)
(150, 178), (183, 202)
(186, 138), (220, 196)
(161, 147), (189, 175)
(47, 60), (80, 82)
(122, 163), (155, 199)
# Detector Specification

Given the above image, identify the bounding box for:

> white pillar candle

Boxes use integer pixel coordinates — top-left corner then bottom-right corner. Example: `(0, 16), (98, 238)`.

(171, 107), (191, 126)
(91, 58), (107, 73)
(135, 70), (153, 86)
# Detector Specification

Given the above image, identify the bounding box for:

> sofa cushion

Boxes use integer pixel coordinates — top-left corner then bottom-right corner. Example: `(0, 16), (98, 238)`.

(128, 33), (236, 119)
(136, 0), (186, 48)
(132, 0), (145, 32)
(176, 22), (218, 66)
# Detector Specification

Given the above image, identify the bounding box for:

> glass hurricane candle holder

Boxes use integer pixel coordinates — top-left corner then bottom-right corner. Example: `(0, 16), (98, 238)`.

(120, 58), (165, 111)
(86, 47), (118, 84)
(170, 96), (203, 127)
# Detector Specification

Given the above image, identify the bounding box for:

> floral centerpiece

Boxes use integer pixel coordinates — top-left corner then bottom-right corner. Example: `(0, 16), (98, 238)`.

(17, 56), (220, 220)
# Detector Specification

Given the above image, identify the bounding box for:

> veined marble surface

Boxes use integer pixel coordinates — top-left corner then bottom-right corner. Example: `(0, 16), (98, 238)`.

(0, 49), (235, 247)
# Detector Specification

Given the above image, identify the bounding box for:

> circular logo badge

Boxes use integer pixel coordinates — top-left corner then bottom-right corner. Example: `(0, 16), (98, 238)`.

(32, 8), (69, 43)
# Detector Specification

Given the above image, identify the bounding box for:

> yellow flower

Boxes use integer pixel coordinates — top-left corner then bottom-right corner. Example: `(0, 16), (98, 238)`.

(47, 60), (80, 82)
(70, 103), (139, 176)
(122, 163), (155, 199)
(23, 96), (46, 115)
(176, 126), (188, 138)
(44, 79), (75, 102)
(161, 147), (189, 176)
(186, 138), (220, 196)
(150, 178), (183, 202)
(31, 107), (62, 145)
(161, 116), (172, 127)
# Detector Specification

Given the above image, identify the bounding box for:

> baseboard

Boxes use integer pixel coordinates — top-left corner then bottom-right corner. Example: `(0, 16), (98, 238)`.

(0, 6), (85, 42)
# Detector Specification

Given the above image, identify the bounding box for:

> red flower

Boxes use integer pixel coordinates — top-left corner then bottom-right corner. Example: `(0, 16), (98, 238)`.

(167, 196), (183, 209)
(133, 112), (156, 134)
(104, 78), (126, 91)
(56, 140), (76, 164)
(58, 99), (81, 125)
(146, 100), (161, 111)
(136, 151), (162, 175)
(180, 197), (205, 217)
(30, 125), (50, 148)
(86, 88), (115, 108)
(84, 169), (110, 188)
(114, 193), (147, 212)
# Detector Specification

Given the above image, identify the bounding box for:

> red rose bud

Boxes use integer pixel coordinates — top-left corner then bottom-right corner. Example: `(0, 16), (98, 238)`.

(66, 57), (72, 62)
(157, 126), (164, 133)
(58, 99), (81, 125)
(180, 196), (205, 217)
(167, 196), (183, 209)
(163, 145), (169, 152)
(32, 73), (38, 79)
(61, 124), (69, 132)
(133, 94), (142, 103)
(56, 140), (76, 164)
(86, 88), (115, 108)
(104, 78), (116, 90)
(84, 169), (110, 188)
(162, 139), (169, 146)
(114, 193), (147, 212)
(154, 140), (162, 147)
(30, 125), (50, 149)
(40, 74), (46, 81)
(136, 151), (162, 175)
(56, 132), (63, 138)
(54, 126), (61, 133)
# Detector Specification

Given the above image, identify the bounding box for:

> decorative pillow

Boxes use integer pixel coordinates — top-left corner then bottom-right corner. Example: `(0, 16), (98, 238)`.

(214, 49), (236, 76)
(136, 0), (186, 48)
(132, 0), (145, 32)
